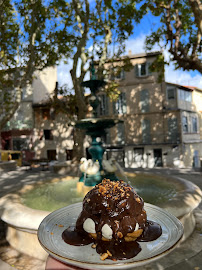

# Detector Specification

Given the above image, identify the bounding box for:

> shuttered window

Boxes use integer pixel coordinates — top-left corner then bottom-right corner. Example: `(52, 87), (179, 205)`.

(97, 94), (109, 116)
(117, 122), (125, 144)
(142, 119), (151, 143)
(135, 62), (152, 77)
(140, 89), (149, 112)
(113, 92), (127, 114)
(168, 118), (178, 142)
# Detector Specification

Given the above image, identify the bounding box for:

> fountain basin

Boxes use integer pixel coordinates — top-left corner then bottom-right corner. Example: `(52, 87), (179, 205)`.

(75, 118), (121, 137)
(0, 173), (201, 260)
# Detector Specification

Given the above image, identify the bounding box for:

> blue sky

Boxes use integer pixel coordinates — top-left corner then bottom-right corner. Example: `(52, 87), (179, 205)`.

(57, 10), (202, 89)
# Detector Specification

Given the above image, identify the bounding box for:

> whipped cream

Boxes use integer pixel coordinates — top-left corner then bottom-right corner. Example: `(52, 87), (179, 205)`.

(83, 218), (96, 234)
(101, 224), (113, 239)
(134, 222), (139, 231)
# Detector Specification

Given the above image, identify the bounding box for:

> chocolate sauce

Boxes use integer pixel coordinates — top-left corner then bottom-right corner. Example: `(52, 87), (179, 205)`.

(62, 226), (93, 246)
(62, 220), (162, 260)
(137, 220), (162, 242)
(96, 239), (142, 260)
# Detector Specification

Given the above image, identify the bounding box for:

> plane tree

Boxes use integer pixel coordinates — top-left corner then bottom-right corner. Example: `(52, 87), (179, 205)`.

(49, 0), (144, 161)
(142, 0), (202, 73)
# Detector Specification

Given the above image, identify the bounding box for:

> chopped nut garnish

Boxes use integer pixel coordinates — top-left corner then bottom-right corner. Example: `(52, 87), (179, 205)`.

(91, 244), (97, 249)
(136, 197), (141, 203)
(124, 236), (136, 242)
(117, 231), (123, 238)
(100, 253), (109, 261)
(58, 224), (64, 227)
(107, 250), (112, 256)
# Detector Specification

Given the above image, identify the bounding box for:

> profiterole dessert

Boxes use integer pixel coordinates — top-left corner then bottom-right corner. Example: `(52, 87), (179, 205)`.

(62, 179), (162, 261)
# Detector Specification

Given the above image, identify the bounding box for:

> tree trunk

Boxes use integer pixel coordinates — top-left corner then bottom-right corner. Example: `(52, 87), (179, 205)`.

(72, 128), (86, 163)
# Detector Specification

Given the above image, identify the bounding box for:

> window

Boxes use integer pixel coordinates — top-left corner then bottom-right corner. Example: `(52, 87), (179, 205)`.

(102, 130), (111, 145)
(135, 62), (152, 77)
(140, 89), (149, 112)
(182, 116), (188, 133)
(47, 149), (56, 160)
(192, 117), (198, 132)
(134, 148), (144, 165)
(167, 118), (178, 143)
(98, 95), (108, 116)
(66, 150), (73, 160)
(167, 87), (175, 100)
(113, 92), (127, 114)
(111, 67), (125, 80)
(179, 89), (192, 102)
(44, 130), (53, 140)
(142, 119), (151, 143)
(42, 109), (50, 120)
(13, 138), (27, 150)
(140, 63), (146, 76)
(117, 122), (125, 144)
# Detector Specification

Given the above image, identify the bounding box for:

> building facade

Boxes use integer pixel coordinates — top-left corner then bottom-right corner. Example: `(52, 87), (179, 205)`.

(0, 67), (58, 162)
(97, 52), (202, 168)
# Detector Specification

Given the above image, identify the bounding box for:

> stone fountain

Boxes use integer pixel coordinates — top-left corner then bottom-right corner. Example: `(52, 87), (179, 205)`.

(75, 61), (121, 186)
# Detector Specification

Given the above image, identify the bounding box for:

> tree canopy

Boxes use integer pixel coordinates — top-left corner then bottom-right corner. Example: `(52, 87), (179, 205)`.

(143, 0), (202, 73)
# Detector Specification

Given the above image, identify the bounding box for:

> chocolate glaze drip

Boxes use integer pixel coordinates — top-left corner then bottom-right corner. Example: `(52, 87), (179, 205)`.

(137, 220), (162, 242)
(62, 226), (92, 246)
(62, 179), (162, 260)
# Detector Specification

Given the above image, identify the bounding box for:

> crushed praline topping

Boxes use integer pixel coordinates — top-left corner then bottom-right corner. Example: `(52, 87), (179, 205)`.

(95, 178), (133, 200)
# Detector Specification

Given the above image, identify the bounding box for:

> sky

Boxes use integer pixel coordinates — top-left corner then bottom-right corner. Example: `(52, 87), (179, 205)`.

(57, 11), (202, 90)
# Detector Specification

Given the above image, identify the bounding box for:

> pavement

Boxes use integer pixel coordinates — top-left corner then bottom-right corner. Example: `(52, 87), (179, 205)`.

(0, 166), (202, 270)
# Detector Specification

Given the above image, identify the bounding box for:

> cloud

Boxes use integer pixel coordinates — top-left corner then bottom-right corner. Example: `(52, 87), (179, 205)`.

(57, 33), (202, 90)
(126, 34), (202, 89)
(164, 51), (202, 88)
(125, 34), (147, 54)
(57, 60), (73, 88)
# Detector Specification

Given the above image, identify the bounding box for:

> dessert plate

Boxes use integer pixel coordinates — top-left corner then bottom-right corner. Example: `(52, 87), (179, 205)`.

(38, 202), (183, 269)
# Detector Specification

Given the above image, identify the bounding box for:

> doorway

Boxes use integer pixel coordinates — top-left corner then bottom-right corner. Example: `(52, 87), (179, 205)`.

(153, 149), (163, 167)
(47, 150), (57, 161)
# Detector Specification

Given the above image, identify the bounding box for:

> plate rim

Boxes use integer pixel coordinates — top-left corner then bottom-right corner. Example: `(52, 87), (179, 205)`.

(38, 202), (184, 269)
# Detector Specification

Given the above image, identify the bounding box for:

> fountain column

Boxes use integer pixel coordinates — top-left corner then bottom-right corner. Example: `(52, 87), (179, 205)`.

(75, 60), (120, 186)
